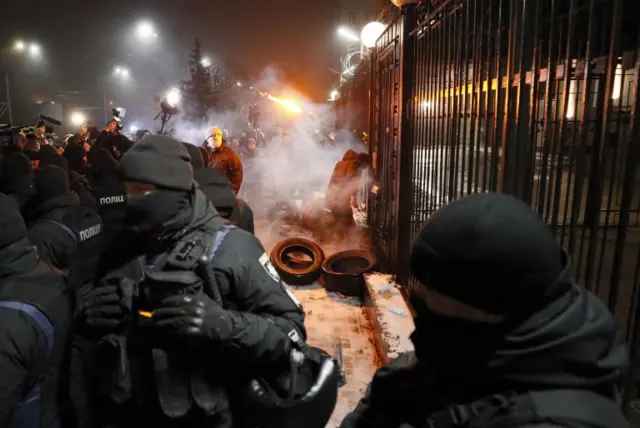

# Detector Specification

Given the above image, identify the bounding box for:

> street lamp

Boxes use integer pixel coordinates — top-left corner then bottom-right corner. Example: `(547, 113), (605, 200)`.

(201, 56), (212, 67)
(136, 21), (158, 41)
(28, 43), (41, 58)
(13, 40), (25, 52)
(2, 39), (44, 123)
(361, 22), (386, 49)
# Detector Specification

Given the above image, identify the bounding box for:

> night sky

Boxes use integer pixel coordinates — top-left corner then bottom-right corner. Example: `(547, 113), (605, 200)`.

(1, 0), (343, 124)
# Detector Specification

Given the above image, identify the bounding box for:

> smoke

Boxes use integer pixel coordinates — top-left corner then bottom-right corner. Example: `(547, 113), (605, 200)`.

(171, 67), (369, 254)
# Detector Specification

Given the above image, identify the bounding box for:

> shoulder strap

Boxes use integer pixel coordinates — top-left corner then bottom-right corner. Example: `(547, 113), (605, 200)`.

(197, 222), (236, 305)
(0, 301), (55, 356)
(425, 389), (627, 428)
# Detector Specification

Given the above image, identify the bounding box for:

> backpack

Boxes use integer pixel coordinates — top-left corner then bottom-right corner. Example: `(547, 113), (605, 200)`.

(0, 301), (55, 428)
(407, 389), (629, 428)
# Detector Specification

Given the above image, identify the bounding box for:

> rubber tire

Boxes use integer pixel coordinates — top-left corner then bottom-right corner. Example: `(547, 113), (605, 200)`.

(321, 250), (377, 298)
(270, 237), (326, 286)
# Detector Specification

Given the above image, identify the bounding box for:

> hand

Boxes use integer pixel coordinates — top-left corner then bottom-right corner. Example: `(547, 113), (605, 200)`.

(152, 295), (232, 341)
(82, 285), (128, 329)
(350, 195), (357, 209)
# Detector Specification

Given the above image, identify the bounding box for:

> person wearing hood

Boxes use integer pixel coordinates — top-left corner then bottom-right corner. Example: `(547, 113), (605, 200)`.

(1, 152), (37, 211)
(40, 147), (97, 209)
(340, 193), (629, 428)
(203, 126), (243, 195)
(0, 193), (74, 428)
(80, 135), (306, 428)
(183, 142), (255, 234)
(25, 166), (103, 289)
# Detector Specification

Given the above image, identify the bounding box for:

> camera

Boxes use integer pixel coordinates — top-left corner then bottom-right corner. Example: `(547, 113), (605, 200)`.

(112, 108), (126, 131)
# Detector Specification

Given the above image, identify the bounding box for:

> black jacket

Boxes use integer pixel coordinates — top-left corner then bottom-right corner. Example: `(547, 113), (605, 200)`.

(0, 238), (74, 427)
(194, 168), (254, 234)
(26, 193), (103, 286)
(91, 179), (127, 251)
(69, 171), (97, 209)
(340, 282), (629, 428)
(93, 188), (305, 427)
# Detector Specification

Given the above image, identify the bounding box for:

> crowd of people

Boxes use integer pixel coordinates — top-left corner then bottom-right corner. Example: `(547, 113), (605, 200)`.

(0, 115), (631, 428)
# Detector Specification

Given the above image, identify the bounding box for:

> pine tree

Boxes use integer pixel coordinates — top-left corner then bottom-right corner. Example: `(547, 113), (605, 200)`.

(181, 38), (215, 123)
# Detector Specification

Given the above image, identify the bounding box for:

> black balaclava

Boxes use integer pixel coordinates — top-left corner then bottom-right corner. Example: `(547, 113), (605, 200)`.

(408, 193), (568, 383)
(126, 188), (190, 237)
(182, 142), (205, 169)
(34, 166), (71, 205)
(119, 135), (194, 242)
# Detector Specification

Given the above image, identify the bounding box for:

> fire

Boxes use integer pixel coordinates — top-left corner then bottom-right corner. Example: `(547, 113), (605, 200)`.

(268, 95), (303, 114)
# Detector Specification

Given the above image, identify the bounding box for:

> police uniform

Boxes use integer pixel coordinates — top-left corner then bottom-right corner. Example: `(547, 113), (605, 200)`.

(83, 136), (307, 428)
(0, 194), (74, 428)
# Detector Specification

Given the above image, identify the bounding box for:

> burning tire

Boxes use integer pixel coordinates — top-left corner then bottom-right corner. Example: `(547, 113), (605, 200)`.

(321, 250), (377, 298)
(270, 237), (326, 286)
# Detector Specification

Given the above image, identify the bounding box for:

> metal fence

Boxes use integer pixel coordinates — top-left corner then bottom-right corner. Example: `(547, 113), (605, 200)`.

(336, 0), (640, 407)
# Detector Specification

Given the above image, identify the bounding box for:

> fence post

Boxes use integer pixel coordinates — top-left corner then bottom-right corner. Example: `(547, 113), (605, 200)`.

(396, 3), (417, 285)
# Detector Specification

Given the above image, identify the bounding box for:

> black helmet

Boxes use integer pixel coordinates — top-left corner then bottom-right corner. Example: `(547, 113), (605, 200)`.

(243, 347), (340, 428)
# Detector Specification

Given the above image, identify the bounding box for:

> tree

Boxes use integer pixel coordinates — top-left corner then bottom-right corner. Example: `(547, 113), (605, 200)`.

(181, 38), (215, 123)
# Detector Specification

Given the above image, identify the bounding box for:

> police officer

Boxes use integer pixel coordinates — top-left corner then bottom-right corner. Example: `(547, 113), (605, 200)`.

(0, 194), (74, 427)
(81, 135), (306, 428)
(26, 165), (103, 285)
(183, 143), (255, 234)
(340, 193), (629, 428)
(88, 148), (127, 248)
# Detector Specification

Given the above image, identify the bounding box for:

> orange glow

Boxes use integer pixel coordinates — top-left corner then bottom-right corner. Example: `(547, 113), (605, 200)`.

(139, 310), (153, 318)
(268, 95), (303, 114)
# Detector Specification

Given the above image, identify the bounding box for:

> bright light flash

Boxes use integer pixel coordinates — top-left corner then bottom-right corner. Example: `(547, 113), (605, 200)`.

(130, 124), (139, 133)
(166, 88), (181, 107)
(268, 95), (302, 114)
(201, 57), (212, 67)
(337, 27), (360, 42)
(70, 111), (87, 127)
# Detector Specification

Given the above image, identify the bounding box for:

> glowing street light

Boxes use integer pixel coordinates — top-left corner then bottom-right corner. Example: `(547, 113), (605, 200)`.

(337, 27), (360, 43)
(129, 124), (139, 133)
(28, 43), (41, 57)
(70, 111), (87, 127)
(113, 66), (130, 79)
(361, 22), (386, 49)
(236, 81), (242, 87)
(329, 90), (339, 101)
(13, 40), (25, 52)
(201, 56), (212, 67)
(136, 21), (157, 40)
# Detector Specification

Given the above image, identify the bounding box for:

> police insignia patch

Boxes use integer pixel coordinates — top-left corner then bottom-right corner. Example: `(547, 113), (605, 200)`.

(259, 252), (281, 283)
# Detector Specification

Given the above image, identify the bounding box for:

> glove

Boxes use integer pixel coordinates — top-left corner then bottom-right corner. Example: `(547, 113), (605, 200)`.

(83, 285), (128, 329)
(152, 294), (233, 341)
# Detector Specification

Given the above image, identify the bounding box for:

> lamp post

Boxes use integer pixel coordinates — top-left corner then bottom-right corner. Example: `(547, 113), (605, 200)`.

(2, 39), (43, 123)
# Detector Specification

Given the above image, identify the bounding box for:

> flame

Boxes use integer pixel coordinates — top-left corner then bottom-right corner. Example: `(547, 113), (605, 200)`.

(268, 95), (303, 114)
